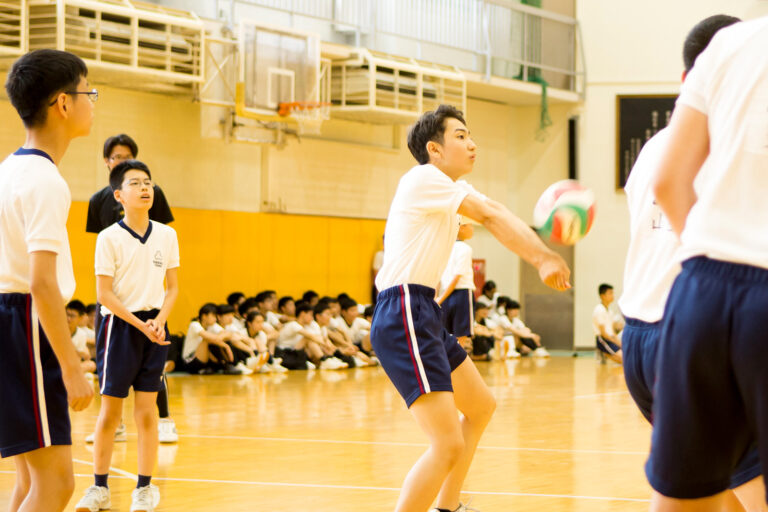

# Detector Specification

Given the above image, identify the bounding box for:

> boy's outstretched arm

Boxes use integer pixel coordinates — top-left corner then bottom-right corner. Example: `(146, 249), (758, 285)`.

(458, 195), (571, 291)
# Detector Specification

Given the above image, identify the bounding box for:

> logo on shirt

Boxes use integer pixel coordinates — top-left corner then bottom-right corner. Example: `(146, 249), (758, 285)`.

(153, 251), (163, 268)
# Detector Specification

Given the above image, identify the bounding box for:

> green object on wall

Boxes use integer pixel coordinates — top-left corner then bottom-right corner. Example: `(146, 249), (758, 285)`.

(521, 0), (542, 6)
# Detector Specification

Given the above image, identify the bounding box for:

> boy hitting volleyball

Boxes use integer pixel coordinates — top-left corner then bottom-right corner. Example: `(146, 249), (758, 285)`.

(76, 160), (179, 512)
(371, 105), (570, 512)
(647, 15), (768, 512)
(619, 14), (765, 510)
(0, 49), (95, 512)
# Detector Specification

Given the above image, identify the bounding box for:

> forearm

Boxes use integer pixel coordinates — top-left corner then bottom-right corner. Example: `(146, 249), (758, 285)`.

(437, 277), (460, 305)
(30, 280), (81, 372)
(97, 288), (144, 330)
(655, 183), (697, 237)
(482, 201), (556, 269)
(154, 286), (178, 327)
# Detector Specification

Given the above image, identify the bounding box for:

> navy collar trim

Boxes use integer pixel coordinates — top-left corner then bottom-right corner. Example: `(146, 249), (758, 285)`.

(118, 220), (152, 244)
(14, 147), (54, 164)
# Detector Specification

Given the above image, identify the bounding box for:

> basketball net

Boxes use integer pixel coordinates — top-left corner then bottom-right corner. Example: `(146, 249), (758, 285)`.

(277, 101), (331, 135)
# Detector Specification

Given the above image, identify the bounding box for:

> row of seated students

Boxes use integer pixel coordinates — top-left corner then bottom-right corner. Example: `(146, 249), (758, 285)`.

(65, 300), (99, 376)
(471, 294), (551, 361)
(179, 291), (379, 374)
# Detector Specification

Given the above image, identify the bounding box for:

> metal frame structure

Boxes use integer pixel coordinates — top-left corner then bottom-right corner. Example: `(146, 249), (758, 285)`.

(26, 0), (204, 87)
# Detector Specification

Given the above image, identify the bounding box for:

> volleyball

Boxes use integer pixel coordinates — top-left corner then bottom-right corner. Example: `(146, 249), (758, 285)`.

(533, 180), (596, 245)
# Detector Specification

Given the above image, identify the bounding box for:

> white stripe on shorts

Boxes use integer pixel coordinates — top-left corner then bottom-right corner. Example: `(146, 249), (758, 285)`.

(468, 289), (474, 336)
(30, 302), (51, 447)
(100, 315), (115, 395)
(403, 285), (431, 393)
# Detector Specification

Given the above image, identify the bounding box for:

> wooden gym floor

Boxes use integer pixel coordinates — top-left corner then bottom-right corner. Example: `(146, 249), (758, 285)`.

(0, 356), (652, 511)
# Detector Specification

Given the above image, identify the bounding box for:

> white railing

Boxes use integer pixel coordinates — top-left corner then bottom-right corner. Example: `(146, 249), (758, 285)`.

(218, 0), (584, 94)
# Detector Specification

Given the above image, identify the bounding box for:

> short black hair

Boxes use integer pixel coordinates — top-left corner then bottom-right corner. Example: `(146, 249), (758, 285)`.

(217, 304), (234, 316)
(339, 298), (357, 311)
(319, 296), (338, 305)
(109, 160), (152, 191)
(337, 293), (351, 302)
(103, 134), (139, 159)
(313, 302), (330, 318)
(86, 303), (97, 314)
(278, 296), (294, 310)
(598, 284), (613, 296)
(198, 303), (217, 320)
(227, 292), (245, 306)
(683, 15), (741, 73)
(507, 300), (521, 310)
(254, 291), (271, 306)
(66, 299), (86, 315)
(302, 290), (318, 302)
(245, 311), (264, 324)
(295, 303), (313, 317)
(496, 296), (512, 309)
(363, 306), (374, 318)
(5, 50), (88, 128)
(407, 104), (467, 165)
(482, 280), (496, 294)
(239, 297), (259, 318)
(474, 302), (488, 311)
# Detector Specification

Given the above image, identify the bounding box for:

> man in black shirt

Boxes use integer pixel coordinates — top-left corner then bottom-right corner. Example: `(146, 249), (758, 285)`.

(85, 134), (179, 445)
(86, 134), (174, 232)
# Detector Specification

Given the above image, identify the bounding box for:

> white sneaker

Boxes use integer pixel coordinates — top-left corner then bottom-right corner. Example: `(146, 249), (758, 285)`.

(533, 347), (550, 357)
(246, 352), (270, 371)
(507, 348), (521, 359)
(158, 418), (178, 443)
(270, 361), (289, 372)
(369, 356), (380, 366)
(306, 361), (316, 370)
(320, 357), (348, 370)
(234, 362), (254, 375)
(130, 484), (160, 512)
(86, 422), (127, 443)
(352, 356), (367, 367)
(430, 500), (479, 512)
(75, 485), (110, 512)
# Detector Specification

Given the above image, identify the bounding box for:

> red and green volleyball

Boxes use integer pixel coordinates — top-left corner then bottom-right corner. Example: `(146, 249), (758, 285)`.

(533, 180), (596, 245)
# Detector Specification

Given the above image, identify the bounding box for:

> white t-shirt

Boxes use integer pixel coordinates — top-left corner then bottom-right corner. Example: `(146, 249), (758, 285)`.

(376, 164), (487, 290)
(96, 220), (179, 315)
(592, 304), (615, 337)
(0, 150), (76, 300)
(71, 327), (88, 354)
(350, 317), (370, 345)
(266, 311), (282, 329)
(373, 250), (384, 272)
(226, 321), (247, 337)
(230, 316), (244, 332)
(475, 293), (498, 309)
(304, 321), (328, 341)
(278, 320), (305, 349)
(676, 18), (768, 269)
(440, 240), (475, 292)
(183, 321), (205, 360)
(619, 129), (682, 323)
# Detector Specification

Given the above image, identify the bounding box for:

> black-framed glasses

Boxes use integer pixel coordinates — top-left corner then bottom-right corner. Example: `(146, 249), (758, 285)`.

(49, 88), (99, 106)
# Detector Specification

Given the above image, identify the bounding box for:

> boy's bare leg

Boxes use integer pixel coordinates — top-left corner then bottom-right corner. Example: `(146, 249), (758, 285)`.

(732, 475), (768, 511)
(8, 456), (31, 512)
(435, 358), (496, 510)
(134, 391), (159, 477)
(650, 491), (725, 512)
(17, 446), (75, 512)
(93, 395), (123, 475)
(395, 392), (464, 512)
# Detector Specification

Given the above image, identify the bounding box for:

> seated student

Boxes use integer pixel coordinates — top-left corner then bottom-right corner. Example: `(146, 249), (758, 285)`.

(226, 291), (246, 331)
(256, 290), (282, 332)
(339, 297), (373, 353)
(305, 303), (354, 369)
(277, 303), (346, 370)
(211, 304), (268, 374)
(312, 302), (374, 368)
(475, 302), (520, 359)
(244, 311), (288, 372)
(302, 290), (319, 308)
(278, 296), (296, 322)
(502, 299), (549, 357)
(84, 303), (98, 359)
(363, 305), (374, 323)
(476, 280), (499, 309)
(593, 283), (622, 364)
(181, 303), (236, 374)
(241, 297), (278, 354)
(66, 300), (97, 375)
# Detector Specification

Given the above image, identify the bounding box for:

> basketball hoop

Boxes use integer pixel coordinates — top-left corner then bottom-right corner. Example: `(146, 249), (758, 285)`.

(277, 101), (331, 135)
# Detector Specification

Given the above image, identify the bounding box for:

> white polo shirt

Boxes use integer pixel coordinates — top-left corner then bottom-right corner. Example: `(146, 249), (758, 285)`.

(592, 304), (615, 337)
(266, 311), (282, 330)
(278, 320), (305, 349)
(0, 149), (76, 300)
(619, 129), (683, 323)
(440, 240), (475, 292)
(71, 327), (88, 354)
(95, 220), (179, 315)
(676, 18), (768, 268)
(376, 164), (487, 291)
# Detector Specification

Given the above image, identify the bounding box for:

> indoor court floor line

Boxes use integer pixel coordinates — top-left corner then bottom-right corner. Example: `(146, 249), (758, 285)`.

(0, 357), (651, 511)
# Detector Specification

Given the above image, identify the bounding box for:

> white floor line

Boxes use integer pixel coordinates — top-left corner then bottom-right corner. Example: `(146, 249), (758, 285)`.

(573, 390), (630, 399)
(91, 432), (645, 456)
(73, 458), (138, 480)
(0, 470), (649, 503)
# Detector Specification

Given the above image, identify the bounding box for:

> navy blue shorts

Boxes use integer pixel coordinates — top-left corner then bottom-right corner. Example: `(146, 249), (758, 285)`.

(441, 288), (474, 338)
(97, 310), (169, 398)
(596, 335), (620, 355)
(647, 257), (768, 499)
(371, 284), (468, 407)
(623, 316), (760, 489)
(0, 294), (70, 458)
